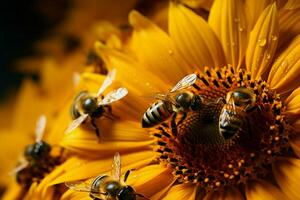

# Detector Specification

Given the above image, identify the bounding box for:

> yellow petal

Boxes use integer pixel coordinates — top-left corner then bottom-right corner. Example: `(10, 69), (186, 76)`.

(162, 183), (196, 200)
(204, 186), (243, 200)
(246, 3), (278, 79)
(208, 0), (248, 69)
(290, 136), (300, 158)
(268, 35), (300, 94)
(245, 0), (274, 30)
(273, 158), (300, 200)
(49, 151), (155, 185)
(284, 86), (300, 118)
(284, 0), (300, 9)
(61, 189), (91, 200)
(128, 11), (191, 85)
(126, 164), (174, 198)
(246, 180), (287, 200)
(180, 0), (213, 10)
(169, 2), (226, 70)
(278, 8), (300, 50)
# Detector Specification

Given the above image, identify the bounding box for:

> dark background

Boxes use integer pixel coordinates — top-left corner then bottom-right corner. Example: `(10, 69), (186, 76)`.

(0, 0), (69, 101)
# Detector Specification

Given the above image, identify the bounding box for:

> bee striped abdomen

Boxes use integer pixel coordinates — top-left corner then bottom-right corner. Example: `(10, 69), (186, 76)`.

(142, 101), (173, 128)
(219, 108), (244, 140)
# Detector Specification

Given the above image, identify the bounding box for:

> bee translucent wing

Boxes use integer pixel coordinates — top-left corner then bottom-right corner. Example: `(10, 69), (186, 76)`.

(9, 159), (29, 176)
(153, 93), (177, 106)
(96, 68), (116, 97)
(65, 114), (88, 134)
(170, 73), (197, 93)
(73, 72), (81, 86)
(112, 152), (121, 181)
(35, 115), (47, 142)
(98, 87), (128, 106)
(65, 181), (92, 192)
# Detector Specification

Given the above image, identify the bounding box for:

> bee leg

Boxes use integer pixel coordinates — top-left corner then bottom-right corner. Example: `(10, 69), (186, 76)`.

(91, 118), (101, 141)
(171, 113), (178, 136)
(177, 112), (187, 126)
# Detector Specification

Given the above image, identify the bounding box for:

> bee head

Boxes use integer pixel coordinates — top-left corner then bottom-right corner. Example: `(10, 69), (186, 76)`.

(24, 141), (51, 161)
(81, 97), (98, 114)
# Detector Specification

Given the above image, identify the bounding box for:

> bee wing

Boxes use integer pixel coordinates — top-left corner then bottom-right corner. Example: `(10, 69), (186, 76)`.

(111, 152), (121, 181)
(96, 68), (116, 97)
(65, 181), (92, 192)
(153, 93), (177, 106)
(9, 159), (29, 176)
(65, 114), (89, 134)
(170, 73), (197, 93)
(35, 115), (47, 142)
(98, 87), (128, 106)
(73, 72), (81, 86)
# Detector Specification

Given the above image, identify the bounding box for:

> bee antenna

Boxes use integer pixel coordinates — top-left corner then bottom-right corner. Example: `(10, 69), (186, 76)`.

(123, 170), (131, 182)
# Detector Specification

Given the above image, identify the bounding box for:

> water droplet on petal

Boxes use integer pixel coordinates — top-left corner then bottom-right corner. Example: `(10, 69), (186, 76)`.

(258, 38), (267, 47)
(239, 27), (244, 32)
(271, 35), (278, 41)
(168, 50), (173, 55)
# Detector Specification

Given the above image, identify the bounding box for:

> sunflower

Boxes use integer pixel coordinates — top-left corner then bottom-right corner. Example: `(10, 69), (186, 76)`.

(3, 0), (300, 199)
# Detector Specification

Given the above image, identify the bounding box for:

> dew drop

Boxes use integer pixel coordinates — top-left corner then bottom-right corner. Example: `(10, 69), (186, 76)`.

(168, 50), (174, 55)
(238, 27), (244, 32)
(234, 18), (240, 22)
(271, 35), (278, 41)
(258, 38), (267, 47)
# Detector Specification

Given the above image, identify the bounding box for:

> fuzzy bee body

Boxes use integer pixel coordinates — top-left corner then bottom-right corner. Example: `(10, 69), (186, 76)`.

(142, 73), (203, 128)
(66, 69), (128, 139)
(142, 100), (173, 128)
(219, 87), (256, 140)
(66, 153), (148, 200)
(14, 116), (61, 188)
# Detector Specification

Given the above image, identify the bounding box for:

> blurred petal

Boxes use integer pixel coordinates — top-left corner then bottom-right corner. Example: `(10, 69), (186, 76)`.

(273, 158), (300, 200)
(285, 86), (300, 118)
(268, 35), (300, 94)
(246, 3), (278, 79)
(245, 0), (273, 30)
(180, 0), (213, 10)
(169, 2), (226, 69)
(246, 180), (287, 200)
(284, 0), (300, 9)
(208, 0), (248, 69)
(162, 183), (196, 200)
(290, 136), (300, 158)
(129, 11), (191, 85)
(278, 8), (300, 49)
(204, 186), (243, 200)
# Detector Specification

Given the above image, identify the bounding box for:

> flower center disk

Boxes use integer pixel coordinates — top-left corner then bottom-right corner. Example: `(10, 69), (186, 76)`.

(150, 66), (294, 193)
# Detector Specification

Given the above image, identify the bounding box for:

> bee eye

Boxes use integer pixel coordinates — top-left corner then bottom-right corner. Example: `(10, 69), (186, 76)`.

(82, 97), (97, 113)
(175, 93), (192, 109)
(190, 95), (203, 111)
(117, 186), (135, 200)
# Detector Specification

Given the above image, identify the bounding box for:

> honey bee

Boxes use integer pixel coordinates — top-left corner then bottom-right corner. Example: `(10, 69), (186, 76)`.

(66, 153), (148, 200)
(142, 73), (205, 128)
(13, 115), (61, 188)
(219, 87), (257, 139)
(66, 69), (128, 139)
